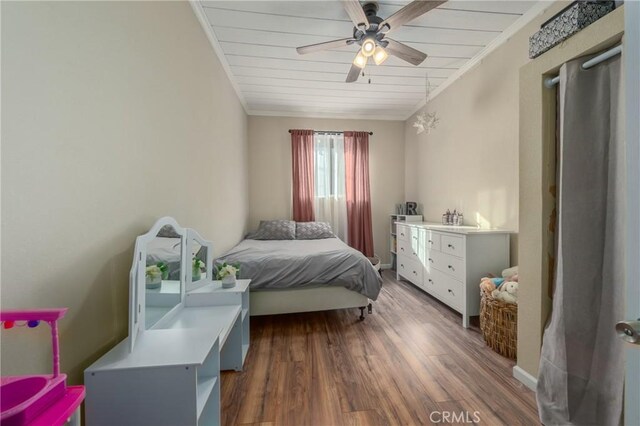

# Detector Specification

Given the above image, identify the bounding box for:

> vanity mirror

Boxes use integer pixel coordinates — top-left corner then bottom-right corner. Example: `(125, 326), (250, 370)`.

(186, 228), (213, 292)
(128, 217), (187, 351)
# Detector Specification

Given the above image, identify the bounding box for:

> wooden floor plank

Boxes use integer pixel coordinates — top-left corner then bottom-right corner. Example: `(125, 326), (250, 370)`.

(221, 271), (538, 425)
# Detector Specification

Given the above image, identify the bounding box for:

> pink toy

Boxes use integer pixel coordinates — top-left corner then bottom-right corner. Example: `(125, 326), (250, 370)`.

(0, 309), (85, 426)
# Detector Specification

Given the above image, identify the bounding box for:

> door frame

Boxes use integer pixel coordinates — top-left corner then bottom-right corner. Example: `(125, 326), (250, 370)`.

(624, 3), (640, 425)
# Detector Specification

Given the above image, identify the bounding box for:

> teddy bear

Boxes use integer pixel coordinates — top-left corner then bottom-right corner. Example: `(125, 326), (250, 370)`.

(491, 281), (518, 304)
(479, 277), (496, 293)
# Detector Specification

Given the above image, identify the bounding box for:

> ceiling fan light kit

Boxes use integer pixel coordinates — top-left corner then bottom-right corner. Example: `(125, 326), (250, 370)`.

(296, 0), (446, 83)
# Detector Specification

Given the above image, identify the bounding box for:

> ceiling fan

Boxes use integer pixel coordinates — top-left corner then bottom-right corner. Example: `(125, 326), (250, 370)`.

(296, 0), (446, 83)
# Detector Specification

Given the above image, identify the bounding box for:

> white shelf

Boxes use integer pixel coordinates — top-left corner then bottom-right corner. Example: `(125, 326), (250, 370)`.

(160, 305), (241, 348)
(242, 308), (249, 320)
(196, 376), (218, 419)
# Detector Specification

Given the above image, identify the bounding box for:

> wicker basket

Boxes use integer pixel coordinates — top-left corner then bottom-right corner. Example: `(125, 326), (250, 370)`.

(480, 288), (518, 360)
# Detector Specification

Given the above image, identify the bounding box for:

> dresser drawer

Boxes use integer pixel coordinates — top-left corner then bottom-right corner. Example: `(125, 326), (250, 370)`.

(436, 270), (463, 310)
(421, 229), (441, 252)
(397, 225), (410, 242)
(441, 234), (464, 258)
(430, 250), (465, 281)
(397, 255), (423, 286)
(397, 238), (420, 262)
(423, 268), (443, 297)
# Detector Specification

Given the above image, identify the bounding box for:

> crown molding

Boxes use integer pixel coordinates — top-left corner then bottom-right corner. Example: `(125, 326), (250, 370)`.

(189, 1), (248, 113)
(247, 109), (407, 121)
(404, 0), (552, 121)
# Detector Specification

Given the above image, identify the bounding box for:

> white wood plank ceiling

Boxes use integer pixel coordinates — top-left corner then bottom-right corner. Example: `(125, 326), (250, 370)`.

(196, 1), (539, 120)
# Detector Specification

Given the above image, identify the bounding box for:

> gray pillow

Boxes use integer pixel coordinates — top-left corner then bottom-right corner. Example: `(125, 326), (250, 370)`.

(296, 222), (335, 240)
(248, 220), (296, 240)
(157, 225), (181, 238)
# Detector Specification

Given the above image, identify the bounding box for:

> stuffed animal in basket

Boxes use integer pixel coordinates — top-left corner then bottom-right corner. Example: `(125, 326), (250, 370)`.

(480, 277), (495, 293)
(491, 281), (518, 304)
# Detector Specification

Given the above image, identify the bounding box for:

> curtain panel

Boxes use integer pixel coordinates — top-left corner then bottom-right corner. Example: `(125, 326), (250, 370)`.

(291, 129), (315, 222)
(536, 55), (624, 426)
(344, 131), (374, 257)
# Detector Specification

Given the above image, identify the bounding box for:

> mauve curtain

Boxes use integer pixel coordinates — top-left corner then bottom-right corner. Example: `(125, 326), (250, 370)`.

(536, 55), (624, 425)
(291, 129), (315, 222)
(344, 131), (374, 257)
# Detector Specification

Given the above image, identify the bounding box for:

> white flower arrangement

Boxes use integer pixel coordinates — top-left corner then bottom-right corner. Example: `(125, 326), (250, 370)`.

(146, 265), (162, 279)
(146, 265), (162, 286)
(216, 262), (240, 280)
(193, 258), (205, 271)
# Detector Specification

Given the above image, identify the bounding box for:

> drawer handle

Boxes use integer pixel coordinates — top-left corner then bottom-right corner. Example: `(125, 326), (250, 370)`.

(401, 233), (405, 236)
(413, 270), (417, 275)
(428, 278), (433, 283)
(428, 240), (434, 244)
(400, 247), (404, 251)
(448, 289), (455, 296)
(448, 265), (455, 271)
(428, 258), (433, 263)
(448, 244), (454, 249)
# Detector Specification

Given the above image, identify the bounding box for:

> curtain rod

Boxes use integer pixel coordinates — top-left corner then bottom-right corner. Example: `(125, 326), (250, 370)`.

(545, 44), (622, 88)
(288, 129), (373, 135)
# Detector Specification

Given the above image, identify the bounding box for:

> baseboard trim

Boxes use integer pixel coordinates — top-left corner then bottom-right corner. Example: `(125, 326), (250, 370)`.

(513, 365), (538, 392)
(381, 263), (392, 270)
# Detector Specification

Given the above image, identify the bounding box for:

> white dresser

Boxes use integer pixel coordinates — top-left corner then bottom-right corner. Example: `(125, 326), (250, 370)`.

(396, 222), (510, 327)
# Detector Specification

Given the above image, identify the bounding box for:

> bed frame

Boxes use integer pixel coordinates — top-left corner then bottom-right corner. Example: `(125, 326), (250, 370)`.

(250, 286), (373, 320)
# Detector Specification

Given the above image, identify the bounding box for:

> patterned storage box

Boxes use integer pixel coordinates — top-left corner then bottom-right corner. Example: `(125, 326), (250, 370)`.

(529, 1), (616, 59)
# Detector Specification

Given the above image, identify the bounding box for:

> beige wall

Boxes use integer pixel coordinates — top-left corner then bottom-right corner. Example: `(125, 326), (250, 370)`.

(403, 2), (570, 262)
(248, 116), (404, 264)
(1, 1), (249, 384)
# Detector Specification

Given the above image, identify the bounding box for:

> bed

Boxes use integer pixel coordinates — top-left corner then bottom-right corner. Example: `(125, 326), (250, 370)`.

(215, 235), (382, 319)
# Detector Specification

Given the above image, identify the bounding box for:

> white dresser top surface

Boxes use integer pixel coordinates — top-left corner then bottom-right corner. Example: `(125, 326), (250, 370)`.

(86, 326), (222, 372)
(86, 305), (241, 372)
(396, 222), (512, 235)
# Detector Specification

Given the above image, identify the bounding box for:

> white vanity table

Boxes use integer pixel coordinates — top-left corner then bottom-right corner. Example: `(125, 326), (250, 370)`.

(85, 217), (249, 426)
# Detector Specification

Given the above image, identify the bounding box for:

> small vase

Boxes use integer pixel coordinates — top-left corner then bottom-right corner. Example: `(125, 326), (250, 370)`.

(192, 268), (201, 281)
(221, 275), (236, 288)
(146, 274), (162, 289)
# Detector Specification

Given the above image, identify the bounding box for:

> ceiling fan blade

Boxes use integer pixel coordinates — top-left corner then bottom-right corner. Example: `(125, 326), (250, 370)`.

(296, 38), (355, 55)
(384, 38), (427, 65)
(342, 0), (369, 30)
(379, 0), (446, 34)
(346, 63), (361, 83)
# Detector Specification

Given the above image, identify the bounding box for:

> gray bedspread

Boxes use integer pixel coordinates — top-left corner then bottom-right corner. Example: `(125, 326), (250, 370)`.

(215, 238), (382, 300)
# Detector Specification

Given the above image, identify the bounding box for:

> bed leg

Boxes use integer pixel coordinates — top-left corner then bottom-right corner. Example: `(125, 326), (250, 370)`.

(359, 307), (365, 321)
(367, 303), (372, 314)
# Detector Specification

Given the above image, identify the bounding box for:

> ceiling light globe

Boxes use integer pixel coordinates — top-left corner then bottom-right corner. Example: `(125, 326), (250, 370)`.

(353, 51), (367, 69)
(361, 39), (376, 57)
(373, 46), (388, 65)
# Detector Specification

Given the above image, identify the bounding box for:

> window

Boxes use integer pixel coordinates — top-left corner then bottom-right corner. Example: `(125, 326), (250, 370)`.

(313, 133), (347, 241)
(314, 133), (345, 198)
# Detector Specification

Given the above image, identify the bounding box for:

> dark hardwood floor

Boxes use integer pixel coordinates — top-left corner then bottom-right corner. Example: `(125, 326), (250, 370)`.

(220, 271), (538, 425)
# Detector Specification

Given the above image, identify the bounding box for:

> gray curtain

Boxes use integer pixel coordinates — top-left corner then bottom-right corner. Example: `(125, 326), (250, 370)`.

(537, 55), (625, 425)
